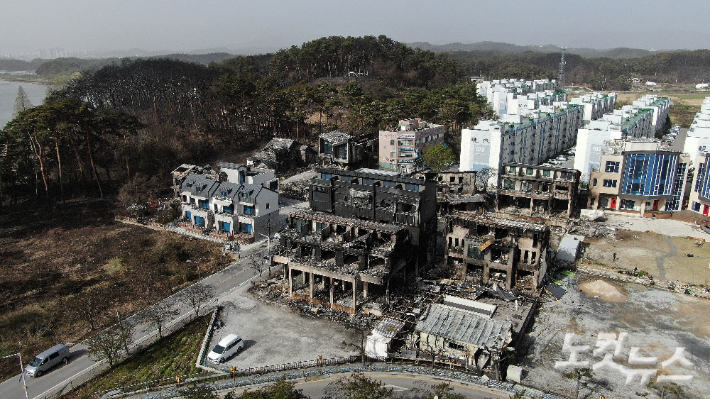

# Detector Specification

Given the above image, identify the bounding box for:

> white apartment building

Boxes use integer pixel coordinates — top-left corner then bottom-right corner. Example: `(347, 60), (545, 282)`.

(569, 92), (618, 122)
(476, 79), (560, 116)
(632, 94), (671, 136)
(683, 97), (710, 162)
(574, 104), (657, 178)
(460, 104), (584, 185)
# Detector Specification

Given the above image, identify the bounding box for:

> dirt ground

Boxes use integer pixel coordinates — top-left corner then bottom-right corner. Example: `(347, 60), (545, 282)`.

(582, 230), (710, 287)
(520, 272), (710, 399)
(206, 291), (360, 371)
(0, 199), (230, 381)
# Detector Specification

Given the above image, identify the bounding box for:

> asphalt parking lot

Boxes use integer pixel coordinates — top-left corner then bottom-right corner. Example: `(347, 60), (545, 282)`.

(205, 288), (360, 372)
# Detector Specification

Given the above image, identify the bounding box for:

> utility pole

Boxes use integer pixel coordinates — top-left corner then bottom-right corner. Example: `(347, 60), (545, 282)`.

(2, 351), (29, 399)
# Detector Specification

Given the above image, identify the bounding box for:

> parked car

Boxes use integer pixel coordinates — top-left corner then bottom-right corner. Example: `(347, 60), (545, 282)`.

(207, 334), (244, 364)
(25, 344), (70, 377)
(556, 155), (568, 161)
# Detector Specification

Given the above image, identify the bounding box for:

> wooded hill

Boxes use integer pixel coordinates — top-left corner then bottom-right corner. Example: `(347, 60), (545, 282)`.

(1, 36), (489, 205)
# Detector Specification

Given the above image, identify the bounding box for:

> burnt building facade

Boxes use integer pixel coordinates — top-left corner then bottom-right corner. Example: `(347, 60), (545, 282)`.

(496, 164), (580, 219)
(444, 212), (550, 291)
(413, 170), (486, 214)
(275, 168), (437, 313)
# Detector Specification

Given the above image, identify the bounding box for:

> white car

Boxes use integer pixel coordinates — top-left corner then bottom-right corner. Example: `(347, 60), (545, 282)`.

(207, 334), (244, 364)
(556, 155), (567, 161)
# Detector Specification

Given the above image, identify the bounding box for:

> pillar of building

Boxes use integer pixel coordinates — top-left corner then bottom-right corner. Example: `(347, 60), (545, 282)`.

(567, 196), (573, 217)
(529, 197), (535, 216)
(288, 266), (293, 297)
(352, 278), (358, 311)
(329, 277), (334, 304)
(309, 272), (314, 298)
(363, 281), (368, 299)
(302, 270), (307, 285)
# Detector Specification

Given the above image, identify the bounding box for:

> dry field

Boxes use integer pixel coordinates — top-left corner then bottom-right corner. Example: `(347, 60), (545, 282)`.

(0, 199), (230, 381)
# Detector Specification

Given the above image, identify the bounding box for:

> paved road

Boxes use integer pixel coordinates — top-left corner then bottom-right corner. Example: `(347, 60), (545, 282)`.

(0, 239), (270, 399)
(218, 373), (509, 399)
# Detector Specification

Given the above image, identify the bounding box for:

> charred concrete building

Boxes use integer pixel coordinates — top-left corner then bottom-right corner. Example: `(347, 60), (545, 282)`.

(318, 131), (371, 169)
(497, 164), (580, 219)
(413, 170), (487, 214)
(274, 168), (437, 313)
(444, 212), (551, 291)
(247, 138), (316, 172)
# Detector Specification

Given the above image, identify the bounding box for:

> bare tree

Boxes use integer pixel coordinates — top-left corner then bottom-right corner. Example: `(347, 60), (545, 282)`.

(475, 167), (498, 191)
(179, 283), (215, 318)
(87, 327), (125, 367)
(72, 287), (110, 330)
(116, 320), (135, 355)
(248, 254), (265, 277)
(141, 301), (178, 338)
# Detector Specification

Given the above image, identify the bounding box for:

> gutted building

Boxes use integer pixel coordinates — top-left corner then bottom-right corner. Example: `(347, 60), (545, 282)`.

(444, 212), (550, 290)
(497, 164), (581, 219)
(274, 167), (437, 313)
(413, 170), (485, 214)
(415, 295), (514, 371)
(247, 138), (316, 172)
(318, 131), (369, 168)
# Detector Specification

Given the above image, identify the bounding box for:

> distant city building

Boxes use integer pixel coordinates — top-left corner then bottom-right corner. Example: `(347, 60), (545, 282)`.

(378, 119), (444, 174)
(588, 144), (689, 214)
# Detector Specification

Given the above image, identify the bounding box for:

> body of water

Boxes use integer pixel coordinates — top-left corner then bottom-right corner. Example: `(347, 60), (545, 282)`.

(0, 80), (50, 129)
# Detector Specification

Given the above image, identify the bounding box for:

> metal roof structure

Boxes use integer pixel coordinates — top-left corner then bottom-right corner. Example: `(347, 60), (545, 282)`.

(416, 303), (513, 350)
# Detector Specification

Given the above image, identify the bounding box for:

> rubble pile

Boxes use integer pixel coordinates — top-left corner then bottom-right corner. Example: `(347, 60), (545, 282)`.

(567, 219), (617, 238)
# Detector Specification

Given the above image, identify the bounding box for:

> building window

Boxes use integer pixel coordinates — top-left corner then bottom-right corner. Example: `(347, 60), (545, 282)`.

(693, 201), (701, 212)
(321, 173), (332, 180)
(603, 179), (617, 188)
(605, 161), (620, 173)
(390, 140), (395, 146)
(405, 183), (419, 192)
(265, 203), (270, 210)
(508, 166), (516, 174)
(243, 205), (254, 215)
(593, 178), (598, 186)
(543, 170), (551, 177)
(448, 342), (465, 351)
(362, 178), (374, 186)
(620, 199), (635, 210)
(526, 168), (534, 175)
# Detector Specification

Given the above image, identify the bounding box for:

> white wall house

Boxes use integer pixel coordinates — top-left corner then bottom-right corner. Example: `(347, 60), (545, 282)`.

(179, 164), (280, 239)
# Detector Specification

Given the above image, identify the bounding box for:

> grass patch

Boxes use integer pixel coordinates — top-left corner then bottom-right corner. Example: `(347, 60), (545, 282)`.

(64, 315), (210, 399)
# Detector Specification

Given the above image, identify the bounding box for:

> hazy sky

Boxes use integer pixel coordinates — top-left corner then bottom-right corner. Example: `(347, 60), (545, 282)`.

(2, 0), (709, 55)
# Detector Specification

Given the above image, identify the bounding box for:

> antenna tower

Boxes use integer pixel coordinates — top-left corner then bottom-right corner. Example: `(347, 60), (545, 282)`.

(558, 49), (566, 89)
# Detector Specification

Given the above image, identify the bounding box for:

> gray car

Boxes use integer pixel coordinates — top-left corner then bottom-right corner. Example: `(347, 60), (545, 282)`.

(25, 344), (70, 377)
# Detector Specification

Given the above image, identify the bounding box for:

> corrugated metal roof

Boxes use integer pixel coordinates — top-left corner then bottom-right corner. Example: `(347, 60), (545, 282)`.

(416, 303), (512, 350)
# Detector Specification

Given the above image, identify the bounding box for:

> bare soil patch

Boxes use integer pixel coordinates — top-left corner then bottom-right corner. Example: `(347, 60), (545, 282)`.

(579, 279), (628, 302)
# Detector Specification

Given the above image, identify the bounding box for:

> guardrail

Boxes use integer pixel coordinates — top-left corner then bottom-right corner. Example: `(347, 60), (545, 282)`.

(104, 360), (564, 399)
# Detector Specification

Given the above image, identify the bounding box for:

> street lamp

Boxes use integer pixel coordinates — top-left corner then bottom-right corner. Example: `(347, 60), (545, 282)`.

(2, 352), (29, 399)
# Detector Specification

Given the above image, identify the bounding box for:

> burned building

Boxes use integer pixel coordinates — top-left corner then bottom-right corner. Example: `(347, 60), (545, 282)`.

(171, 164), (217, 196)
(413, 170), (486, 214)
(247, 138), (316, 172)
(274, 168), (437, 313)
(496, 164), (580, 219)
(444, 212), (551, 290)
(318, 130), (371, 169)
